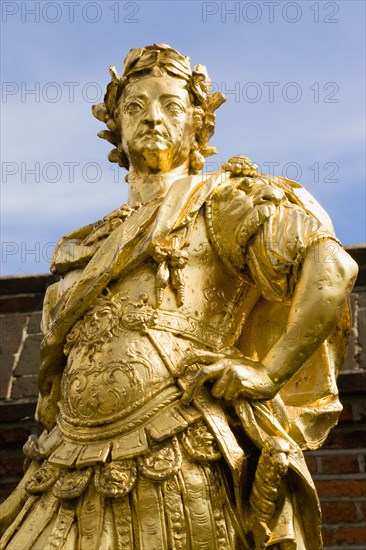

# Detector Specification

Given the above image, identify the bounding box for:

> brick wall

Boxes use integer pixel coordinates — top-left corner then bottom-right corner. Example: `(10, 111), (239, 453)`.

(306, 396), (366, 548)
(0, 275), (55, 502)
(1, 247), (365, 548)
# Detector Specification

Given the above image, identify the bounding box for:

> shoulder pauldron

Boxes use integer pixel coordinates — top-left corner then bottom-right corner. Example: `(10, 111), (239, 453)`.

(205, 175), (285, 278)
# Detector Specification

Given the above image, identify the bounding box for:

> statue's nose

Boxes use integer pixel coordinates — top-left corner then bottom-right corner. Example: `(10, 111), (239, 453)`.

(144, 102), (163, 126)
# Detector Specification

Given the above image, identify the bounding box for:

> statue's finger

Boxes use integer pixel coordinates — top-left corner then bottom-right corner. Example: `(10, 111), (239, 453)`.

(212, 371), (241, 400)
(175, 351), (225, 376)
(181, 363), (226, 404)
(211, 370), (230, 398)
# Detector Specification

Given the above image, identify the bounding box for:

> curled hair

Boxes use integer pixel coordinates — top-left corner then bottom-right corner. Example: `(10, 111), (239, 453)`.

(92, 44), (226, 174)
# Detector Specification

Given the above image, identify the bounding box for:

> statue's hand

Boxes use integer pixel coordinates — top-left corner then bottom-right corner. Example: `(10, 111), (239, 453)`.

(222, 155), (259, 177)
(181, 357), (278, 404)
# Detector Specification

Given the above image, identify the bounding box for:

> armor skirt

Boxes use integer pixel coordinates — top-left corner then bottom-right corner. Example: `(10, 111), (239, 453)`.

(1, 447), (241, 550)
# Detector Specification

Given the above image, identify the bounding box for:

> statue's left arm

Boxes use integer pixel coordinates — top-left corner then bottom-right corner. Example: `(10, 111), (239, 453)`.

(185, 176), (358, 403)
(262, 240), (357, 389)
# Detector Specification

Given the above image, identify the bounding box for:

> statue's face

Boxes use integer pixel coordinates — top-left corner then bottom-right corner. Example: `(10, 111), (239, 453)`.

(121, 75), (194, 173)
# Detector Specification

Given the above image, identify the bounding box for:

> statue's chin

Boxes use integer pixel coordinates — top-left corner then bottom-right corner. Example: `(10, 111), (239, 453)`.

(141, 148), (187, 174)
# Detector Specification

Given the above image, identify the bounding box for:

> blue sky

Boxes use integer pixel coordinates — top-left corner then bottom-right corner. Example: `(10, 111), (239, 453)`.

(1, 0), (365, 274)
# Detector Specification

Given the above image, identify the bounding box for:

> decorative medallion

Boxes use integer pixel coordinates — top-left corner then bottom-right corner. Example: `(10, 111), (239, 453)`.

(94, 459), (137, 497)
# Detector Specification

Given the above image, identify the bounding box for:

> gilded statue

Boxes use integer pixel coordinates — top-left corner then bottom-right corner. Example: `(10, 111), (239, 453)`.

(0, 44), (358, 550)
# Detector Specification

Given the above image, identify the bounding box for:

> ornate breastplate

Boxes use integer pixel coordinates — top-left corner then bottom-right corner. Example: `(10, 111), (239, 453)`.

(60, 289), (173, 427)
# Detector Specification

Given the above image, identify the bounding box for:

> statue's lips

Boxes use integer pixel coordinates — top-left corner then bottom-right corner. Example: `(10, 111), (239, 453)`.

(138, 132), (171, 150)
(138, 129), (168, 140)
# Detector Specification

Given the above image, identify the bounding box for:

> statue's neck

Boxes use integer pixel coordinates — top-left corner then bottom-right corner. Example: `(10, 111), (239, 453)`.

(127, 163), (190, 207)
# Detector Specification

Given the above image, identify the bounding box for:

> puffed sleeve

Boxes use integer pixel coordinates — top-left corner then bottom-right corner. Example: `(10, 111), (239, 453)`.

(244, 201), (339, 302)
(206, 175), (340, 303)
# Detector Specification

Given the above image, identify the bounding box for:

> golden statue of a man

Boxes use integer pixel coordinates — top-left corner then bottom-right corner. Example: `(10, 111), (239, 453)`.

(0, 44), (358, 550)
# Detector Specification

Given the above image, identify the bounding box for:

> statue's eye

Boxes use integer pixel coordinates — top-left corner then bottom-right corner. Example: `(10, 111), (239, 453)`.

(164, 101), (184, 115)
(124, 101), (143, 114)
